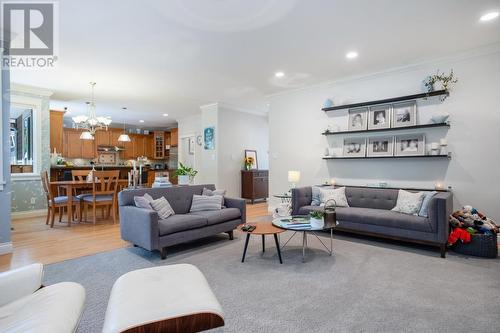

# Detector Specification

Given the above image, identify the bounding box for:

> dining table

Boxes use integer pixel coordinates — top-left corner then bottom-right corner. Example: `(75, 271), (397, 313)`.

(49, 179), (130, 226)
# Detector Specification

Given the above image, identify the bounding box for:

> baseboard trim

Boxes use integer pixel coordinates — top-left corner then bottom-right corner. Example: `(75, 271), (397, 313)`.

(0, 242), (13, 255)
(12, 209), (46, 220)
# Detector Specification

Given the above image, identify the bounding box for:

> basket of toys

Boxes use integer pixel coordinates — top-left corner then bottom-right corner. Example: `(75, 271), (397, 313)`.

(448, 206), (498, 258)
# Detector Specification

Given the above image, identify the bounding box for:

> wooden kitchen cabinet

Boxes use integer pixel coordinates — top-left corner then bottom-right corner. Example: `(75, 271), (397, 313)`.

(134, 135), (146, 157)
(144, 134), (154, 158)
(170, 128), (178, 147)
(154, 131), (165, 159)
(94, 130), (110, 146)
(121, 134), (135, 160)
(63, 128), (95, 159)
(50, 110), (65, 154)
(110, 128), (124, 147)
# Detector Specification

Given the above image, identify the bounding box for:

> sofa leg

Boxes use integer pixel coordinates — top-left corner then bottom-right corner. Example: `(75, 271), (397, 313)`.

(160, 247), (167, 260)
(440, 244), (446, 258)
(227, 231), (234, 240)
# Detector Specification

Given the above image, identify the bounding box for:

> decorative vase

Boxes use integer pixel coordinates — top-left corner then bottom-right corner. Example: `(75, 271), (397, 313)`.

(310, 217), (324, 228)
(178, 175), (189, 185)
(323, 99), (334, 108)
(422, 76), (434, 93)
(245, 164), (251, 171)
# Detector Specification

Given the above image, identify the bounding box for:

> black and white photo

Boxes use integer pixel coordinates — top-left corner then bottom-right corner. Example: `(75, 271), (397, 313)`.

(395, 134), (426, 156)
(367, 136), (394, 157)
(348, 108), (368, 131)
(343, 138), (366, 157)
(368, 105), (391, 130)
(392, 101), (417, 128)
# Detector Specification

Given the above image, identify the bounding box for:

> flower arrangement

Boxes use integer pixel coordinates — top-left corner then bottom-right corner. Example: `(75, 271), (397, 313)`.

(244, 156), (254, 170)
(424, 69), (458, 93)
(175, 162), (198, 178)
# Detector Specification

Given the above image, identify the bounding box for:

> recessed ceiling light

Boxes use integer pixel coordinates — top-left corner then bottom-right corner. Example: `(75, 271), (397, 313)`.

(275, 71), (285, 78)
(139, 120), (144, 123)
(346, 51), (358, 59)
(479, 11), (499, 22)
(162, 113), (168, 117)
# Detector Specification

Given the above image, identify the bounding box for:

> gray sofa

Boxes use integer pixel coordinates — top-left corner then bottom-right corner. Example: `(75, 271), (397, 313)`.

(292, 186), (453, 257)
(118, 184), (246, 259)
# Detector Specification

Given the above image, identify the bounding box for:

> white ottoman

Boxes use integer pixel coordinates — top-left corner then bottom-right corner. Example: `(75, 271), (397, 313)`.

(102, 264), (224, 333)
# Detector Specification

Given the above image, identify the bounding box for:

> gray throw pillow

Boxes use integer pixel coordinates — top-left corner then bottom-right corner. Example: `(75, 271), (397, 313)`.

(150, 197), (175, 219)
(311, 186), (321, 206)
(134, 193), (154, 209)
(190, 194), (223, 212)
(202, 188), (226, 205)
(418, 191), (437, 217)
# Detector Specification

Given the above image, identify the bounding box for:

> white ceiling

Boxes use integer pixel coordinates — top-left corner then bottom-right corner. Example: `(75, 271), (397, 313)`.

(11, 0), (500, 126)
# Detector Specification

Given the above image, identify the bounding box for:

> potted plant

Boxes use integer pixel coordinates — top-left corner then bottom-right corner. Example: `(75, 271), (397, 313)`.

(175, 162), (198, 185)
(423, 69), (458, 96)
(309, 211), (324, 228)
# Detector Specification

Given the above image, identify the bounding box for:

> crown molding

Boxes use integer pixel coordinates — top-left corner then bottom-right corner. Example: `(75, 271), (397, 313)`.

(266, 42), (500, 99)
(10, 83), (53, 97)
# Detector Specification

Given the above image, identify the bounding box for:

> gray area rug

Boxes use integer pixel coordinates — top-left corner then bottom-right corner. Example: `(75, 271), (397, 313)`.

(44, 229), (500, 333)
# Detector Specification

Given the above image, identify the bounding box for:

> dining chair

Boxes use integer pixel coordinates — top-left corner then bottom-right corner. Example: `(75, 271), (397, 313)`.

(40, 171), (80, 228)
(71, 169), (93, 221)
(82, 170), (120, 224)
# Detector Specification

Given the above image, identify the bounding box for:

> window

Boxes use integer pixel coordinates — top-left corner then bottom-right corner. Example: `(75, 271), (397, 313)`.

(10, 107), (34, 174)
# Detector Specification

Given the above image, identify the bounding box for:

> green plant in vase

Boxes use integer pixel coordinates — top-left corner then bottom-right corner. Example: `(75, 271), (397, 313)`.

(175, 162), (198, 185)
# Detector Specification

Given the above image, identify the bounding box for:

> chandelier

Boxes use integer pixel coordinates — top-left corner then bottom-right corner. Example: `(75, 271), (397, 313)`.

(72, 82), (112, 140)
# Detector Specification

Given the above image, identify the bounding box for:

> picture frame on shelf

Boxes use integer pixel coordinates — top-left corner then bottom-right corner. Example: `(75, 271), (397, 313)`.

(392, 101), (417, 128)
(395, 134), (426, 156)
(342, 138), (366, 158)
(367, 136), (394, 157)
(348, 107), (368, 131)
(368, 104), (392, 130)
(244, 149), (258, 169)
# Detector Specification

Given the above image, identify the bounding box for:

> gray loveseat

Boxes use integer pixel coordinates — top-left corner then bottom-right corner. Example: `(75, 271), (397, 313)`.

(118, 184), (246, 259)
(292, 186), (453, 257)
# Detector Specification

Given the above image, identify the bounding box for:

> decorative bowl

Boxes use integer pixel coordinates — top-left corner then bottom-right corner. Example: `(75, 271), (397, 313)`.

(431, 114), (450, 124)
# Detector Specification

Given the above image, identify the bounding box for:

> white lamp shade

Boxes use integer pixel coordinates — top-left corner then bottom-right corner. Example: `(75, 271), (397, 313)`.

(118, 133), (131, 142)
(80, 131), (94, 140)
(288, 170), (301, 183)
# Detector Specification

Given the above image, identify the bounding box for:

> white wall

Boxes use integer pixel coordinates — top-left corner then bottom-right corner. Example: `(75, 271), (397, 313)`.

(178, 113), (203, 176)
(268, 48), (500, 221)
(218, 106), (269, 197)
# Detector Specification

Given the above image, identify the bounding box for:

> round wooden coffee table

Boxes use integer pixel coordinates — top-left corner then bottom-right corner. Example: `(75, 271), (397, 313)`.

(239, 222), (285, 264)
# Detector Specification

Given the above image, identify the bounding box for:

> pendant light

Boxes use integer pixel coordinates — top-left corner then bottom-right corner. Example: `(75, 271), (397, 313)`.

(118, 107), (131, 142)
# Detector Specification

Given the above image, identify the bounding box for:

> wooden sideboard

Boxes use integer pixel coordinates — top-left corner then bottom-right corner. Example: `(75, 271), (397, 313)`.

(241, 170), (268, 204)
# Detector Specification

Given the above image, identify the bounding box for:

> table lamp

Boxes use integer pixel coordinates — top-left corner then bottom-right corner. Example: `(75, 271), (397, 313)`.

(288, 171), (301, 189)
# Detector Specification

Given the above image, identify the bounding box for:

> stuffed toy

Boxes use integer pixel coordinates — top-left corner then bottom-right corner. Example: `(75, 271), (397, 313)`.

(448, 228), (471, 246)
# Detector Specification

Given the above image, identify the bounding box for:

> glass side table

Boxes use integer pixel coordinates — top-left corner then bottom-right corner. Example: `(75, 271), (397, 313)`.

(272, 193), (292, 218)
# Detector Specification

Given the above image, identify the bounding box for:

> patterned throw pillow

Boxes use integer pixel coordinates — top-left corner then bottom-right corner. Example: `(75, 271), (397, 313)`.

(319, 187), (349, 207)
(202, 188), (226, 205)
(150, 197), (175, 219)
(134, 193), (154, 209)
(190, 194), (223, 212)
(392, 190), (425, 215)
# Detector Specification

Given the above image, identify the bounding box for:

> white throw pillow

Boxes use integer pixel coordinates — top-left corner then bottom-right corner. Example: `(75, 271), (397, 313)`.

(190, 194), (223, 212)
(391, 190), (425, 215)
(202, 188), (226, 205)
(134, 193), (154, 209)
(319, 187), (349, 207)
(150, 197), (175, 219)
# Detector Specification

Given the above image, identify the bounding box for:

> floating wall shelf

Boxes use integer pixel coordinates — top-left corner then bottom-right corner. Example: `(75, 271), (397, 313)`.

(322, 153), (451, 160)
(322, 90), (449, 112)
(322, 123), (450, 136)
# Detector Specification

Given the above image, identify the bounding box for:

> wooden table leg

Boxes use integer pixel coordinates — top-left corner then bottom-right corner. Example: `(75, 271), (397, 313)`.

(241, 234), (250, 263)
(66, 185), (72, 227)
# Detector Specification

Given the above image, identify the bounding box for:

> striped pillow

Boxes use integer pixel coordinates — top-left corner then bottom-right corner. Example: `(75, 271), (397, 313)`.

(190, 194), (223, 212)
(150, 197), (175, 219)
(202, 188), (226, 205)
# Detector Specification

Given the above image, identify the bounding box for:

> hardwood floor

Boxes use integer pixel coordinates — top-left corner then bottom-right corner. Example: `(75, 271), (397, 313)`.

(0, 203), (270, 272)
